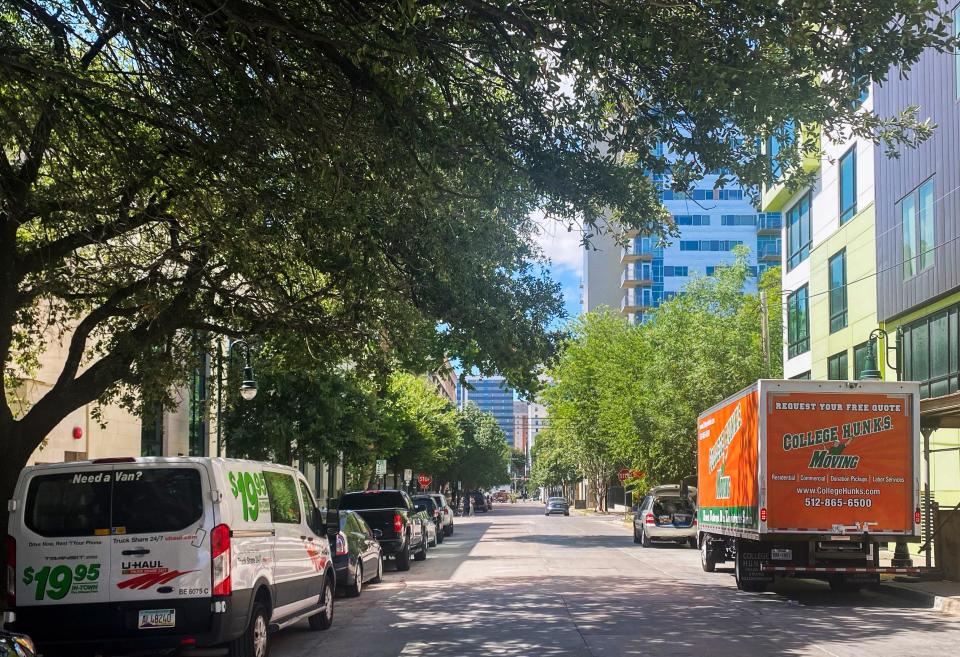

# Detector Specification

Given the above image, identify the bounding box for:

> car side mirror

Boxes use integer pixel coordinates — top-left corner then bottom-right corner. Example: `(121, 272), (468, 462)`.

(373, 529), (382, 539)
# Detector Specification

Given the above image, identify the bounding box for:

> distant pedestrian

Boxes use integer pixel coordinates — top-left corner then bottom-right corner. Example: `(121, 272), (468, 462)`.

(462, 494), (471, 517)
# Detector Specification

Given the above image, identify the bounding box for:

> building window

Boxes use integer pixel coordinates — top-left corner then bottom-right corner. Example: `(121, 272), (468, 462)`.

(853, 341), (872, 380)
(827, 350), (849, 380)
(786, 192), (811, 271)
(721, 214), (756, 226)
(674, 215), (710, 226)
(679, 240), (743, 251)
(839, 147), (857, 224)
(140, 404), (163, 456)
(790, 371), (812, 380)
(901, 304), (960, 399)
(188, 352), (209, 457)
(828, 249), (847, 333)
(787, 286), (810, 358)
(901, 177), (935, 278)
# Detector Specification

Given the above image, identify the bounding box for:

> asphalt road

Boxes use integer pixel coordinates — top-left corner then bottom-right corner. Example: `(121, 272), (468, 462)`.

(271, 502), (960, 657)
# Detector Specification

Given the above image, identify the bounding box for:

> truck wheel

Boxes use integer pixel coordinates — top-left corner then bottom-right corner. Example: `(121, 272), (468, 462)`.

(308, 577), (334, 630)
(229, 601), (269, 657)
(700, 537), (717, 572)
(414, 536), (428, 561)
(640, 527), (651, 548)
(395, 542), (411, 571)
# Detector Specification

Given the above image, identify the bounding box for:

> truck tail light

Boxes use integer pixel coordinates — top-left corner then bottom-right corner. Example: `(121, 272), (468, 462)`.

(335, 532), (348, 556)
(915, 509), (922, 524)
(692, 518), (698, 526)
(4, 535), (14, 607)
(644, 513), (654, 525)
(211, 524), (231, 596)
(760, 507), (768, 522)
(393, 514), (403, 534)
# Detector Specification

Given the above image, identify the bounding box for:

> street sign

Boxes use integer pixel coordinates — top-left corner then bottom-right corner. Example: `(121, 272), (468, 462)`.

(375, 459), (387, 476)
(630, 469), (645, 479)
(403, 468), (413, 483)
(417, 474), (432, 488)
(617, 468), (630, 483)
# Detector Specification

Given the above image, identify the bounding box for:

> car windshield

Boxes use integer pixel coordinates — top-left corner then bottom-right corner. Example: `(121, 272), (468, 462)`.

(652, 496), (694, 515)
(340, 491), (407, 510)
(413, 497), (437, 511)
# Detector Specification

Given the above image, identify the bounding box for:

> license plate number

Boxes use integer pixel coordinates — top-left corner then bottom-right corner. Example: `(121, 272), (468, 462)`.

(138, 609), (175, 629)
(771, 548), (793, 561)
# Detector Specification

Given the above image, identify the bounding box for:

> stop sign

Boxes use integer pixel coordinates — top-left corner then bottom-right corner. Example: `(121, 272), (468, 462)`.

(617, 468), (630, 483)
(417, 474), (432, 488)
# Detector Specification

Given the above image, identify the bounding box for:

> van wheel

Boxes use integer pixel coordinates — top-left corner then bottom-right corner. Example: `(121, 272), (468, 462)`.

(395, 542), (411, 571)
(371, 557), (383, 584)
(346, 563), (362, 598)
(414, 536), (428, 561)
(308, 577), (334, 630)
(229, 601), (269, 657)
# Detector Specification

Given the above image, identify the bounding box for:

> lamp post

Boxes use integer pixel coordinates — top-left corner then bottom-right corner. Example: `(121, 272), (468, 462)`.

(216, 338), (258, 456)
(859, 329), (913, 567)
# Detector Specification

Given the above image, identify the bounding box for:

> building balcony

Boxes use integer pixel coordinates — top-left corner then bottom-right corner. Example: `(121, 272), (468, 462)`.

(757, 245), (782, 262)
(620, 265), (653, 288)
(756, 213), (782, 235)
(620, 291), (651, 314)
(619, 237), (661, 263)
(760, 126), (821, 213)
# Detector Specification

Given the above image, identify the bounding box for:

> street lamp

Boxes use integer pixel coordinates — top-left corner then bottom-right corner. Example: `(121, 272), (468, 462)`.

(217, 338), (257, 456)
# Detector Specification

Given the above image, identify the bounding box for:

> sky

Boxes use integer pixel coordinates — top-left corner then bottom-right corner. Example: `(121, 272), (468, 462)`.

(531, 210), (584, 322)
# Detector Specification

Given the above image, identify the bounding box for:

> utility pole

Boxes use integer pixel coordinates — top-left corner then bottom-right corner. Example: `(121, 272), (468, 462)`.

(760, 290), (770, 377)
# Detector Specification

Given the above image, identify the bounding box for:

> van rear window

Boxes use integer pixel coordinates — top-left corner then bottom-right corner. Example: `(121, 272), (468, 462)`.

(24, 468), (203, 537)
(112, 469), (203, 534)
(25, 472), (111, 537)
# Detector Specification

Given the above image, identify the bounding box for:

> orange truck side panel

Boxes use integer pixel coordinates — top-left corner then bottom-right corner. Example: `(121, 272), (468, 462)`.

(765, 391), (915, 534)
(697, 389), (760, 530)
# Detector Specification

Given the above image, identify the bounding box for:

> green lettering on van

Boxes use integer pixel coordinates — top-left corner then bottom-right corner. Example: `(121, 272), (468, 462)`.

(230, 471), (264, 521)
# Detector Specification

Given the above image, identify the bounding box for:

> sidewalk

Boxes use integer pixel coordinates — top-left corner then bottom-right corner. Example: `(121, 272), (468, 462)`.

(878, 578), (960, 615)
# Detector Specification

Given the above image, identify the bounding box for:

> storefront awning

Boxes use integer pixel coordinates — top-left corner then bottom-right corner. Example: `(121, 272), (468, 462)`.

(921, 392), (960, 430)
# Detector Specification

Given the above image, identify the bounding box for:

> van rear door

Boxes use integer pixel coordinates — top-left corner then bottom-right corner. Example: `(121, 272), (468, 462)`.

(108, 464), (214, 607)
(15, 464), (115, 608)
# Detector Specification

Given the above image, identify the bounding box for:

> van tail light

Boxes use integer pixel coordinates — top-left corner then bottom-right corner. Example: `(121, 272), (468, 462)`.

(211, 524), (231, 596)
(393, 514), (403, 534)
(644, 513), (655, 525)
(4, 535), (15, 607)
(693, 518), (698, 526)
(335, 532), (348, 556)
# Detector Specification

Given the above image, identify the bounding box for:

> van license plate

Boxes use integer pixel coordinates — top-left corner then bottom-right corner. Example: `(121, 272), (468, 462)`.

(138, 609), (175, 629)
(771, 548), (792, 561)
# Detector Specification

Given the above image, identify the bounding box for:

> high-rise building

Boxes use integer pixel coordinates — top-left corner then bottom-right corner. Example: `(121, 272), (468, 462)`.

(461, 375), (516, 447)
(584, 168), (779, 322)
(513, 400), (528, 454)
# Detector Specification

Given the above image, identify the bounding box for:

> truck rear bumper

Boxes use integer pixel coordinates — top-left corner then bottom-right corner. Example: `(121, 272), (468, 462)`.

(763, 565), (930, 575)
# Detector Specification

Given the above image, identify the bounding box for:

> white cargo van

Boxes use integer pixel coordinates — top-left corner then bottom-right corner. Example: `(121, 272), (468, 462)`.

(4, 456), (336, 656)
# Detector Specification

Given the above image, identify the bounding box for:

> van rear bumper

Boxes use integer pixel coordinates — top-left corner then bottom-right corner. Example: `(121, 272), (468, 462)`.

(10, 593), (250, 655)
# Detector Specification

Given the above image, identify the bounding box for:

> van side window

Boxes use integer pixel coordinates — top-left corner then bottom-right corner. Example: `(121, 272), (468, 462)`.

(298, 479), (322, 534)
(263, 471), (302, 524)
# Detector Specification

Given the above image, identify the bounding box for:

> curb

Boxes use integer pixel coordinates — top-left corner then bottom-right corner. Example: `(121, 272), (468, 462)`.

(876, 582), (960, 616)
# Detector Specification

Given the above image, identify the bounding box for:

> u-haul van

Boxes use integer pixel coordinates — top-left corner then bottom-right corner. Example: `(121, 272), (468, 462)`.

(4, 457), (336, 655)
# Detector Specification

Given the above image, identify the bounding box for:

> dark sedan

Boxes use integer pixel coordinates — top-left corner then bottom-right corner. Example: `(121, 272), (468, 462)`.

(545, 497), (570, 516)
(328, 510), (383, 597)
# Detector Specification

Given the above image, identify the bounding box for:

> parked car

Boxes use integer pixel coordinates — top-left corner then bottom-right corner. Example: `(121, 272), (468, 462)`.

(412, 499), (439, 547)
(6, 457), (335, 657)
(0, 630), (36, 657)
(545, 497), (570, 516)
(412, 495), (444, 544)
(633, 485), (697, 548)
(339, 490), (428, 570)
(327, 510), (383, 597)
(423, 492), (454, 536)
(470, 490), (488, 513)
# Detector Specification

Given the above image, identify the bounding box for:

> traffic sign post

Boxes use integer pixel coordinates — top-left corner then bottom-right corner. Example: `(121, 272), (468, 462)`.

(375, 459), (387, 476)
(403, 468), (413, 484)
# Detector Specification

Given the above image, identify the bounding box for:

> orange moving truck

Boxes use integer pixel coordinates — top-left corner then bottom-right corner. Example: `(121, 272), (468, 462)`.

(696, 379), (921, 592)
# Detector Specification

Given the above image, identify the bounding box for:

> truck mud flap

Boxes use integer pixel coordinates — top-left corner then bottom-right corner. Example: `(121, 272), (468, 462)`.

(736, 540), (774, 585)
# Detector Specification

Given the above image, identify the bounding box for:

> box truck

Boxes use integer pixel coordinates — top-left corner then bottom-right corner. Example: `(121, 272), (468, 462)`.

(697, 379), (922, 592)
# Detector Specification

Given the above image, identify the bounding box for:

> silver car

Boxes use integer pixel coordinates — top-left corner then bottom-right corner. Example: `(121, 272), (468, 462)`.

(633, 485), (697, 547)
(545, 497), (570, 516)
